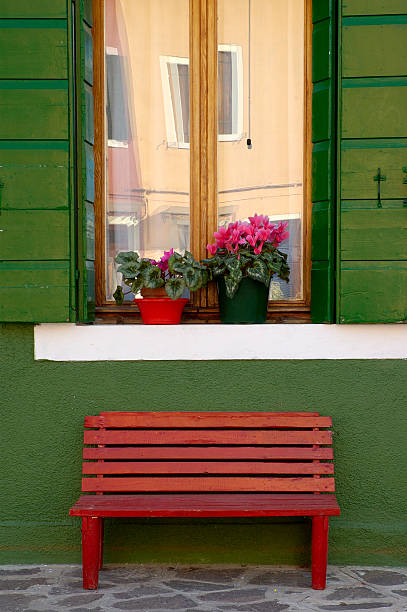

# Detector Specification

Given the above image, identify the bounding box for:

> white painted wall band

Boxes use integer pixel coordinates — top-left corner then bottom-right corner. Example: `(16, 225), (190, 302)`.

(34, 323), (407, 361)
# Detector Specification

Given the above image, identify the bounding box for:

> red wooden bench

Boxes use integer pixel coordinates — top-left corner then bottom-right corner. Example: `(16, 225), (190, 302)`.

(69, 411), (340, 590)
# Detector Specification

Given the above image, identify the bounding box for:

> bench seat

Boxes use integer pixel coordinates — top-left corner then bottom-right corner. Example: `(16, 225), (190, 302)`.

(69, 411), (340, 591)
(70, 493), (340, 518)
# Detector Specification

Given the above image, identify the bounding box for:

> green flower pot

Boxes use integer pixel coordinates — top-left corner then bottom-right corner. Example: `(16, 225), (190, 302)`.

(217, 276), (269, 324)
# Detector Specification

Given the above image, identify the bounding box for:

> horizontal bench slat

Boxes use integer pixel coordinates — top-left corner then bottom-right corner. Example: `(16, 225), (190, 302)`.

(81, 476), (335, 493)
(82, 461), (335, 475)
(70, 493), (341, 517)
(85, 412), (330, 429)
(84, 430), (332, 446)
(83, 447), (334, 460)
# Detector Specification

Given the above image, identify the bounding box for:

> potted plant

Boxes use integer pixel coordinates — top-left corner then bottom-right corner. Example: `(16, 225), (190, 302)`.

(113, 249), (208, 324)
(203, 214), (290, 323)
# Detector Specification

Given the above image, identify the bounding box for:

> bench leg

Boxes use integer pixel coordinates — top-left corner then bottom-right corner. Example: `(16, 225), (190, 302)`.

(98, 518), (104, 570)
(82, 517), (101, 589)
(312, 516), (329, 590)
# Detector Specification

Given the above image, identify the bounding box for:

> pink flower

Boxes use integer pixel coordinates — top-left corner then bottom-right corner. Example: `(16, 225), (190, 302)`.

(246, 235), (256, 247)
(156, 248), (174, 272)
(207, 243), (217, 255)
(254, 241), (265, 255)
(214, 226), (231, 248)
(269, 222), (289, 246)
(248, 213), (272, 229)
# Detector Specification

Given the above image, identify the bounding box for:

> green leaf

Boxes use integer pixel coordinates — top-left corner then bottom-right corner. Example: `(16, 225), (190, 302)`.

(211, 265), (226, 277)
(117, 262), (141, 278)
(183, 266), (201, 290)
(172, 262), (187, 274)
(165, 277), (186, 300)
(247, 259), (270, 287)
(167, 252), (182, 274)
(224, 275), (241, 299)
(115, 251), (139, 265)
(225, 257), (241, 275)
(130, 277), (144, 294)
(144, 266), (164, 289)
(113, 285), (124, 305)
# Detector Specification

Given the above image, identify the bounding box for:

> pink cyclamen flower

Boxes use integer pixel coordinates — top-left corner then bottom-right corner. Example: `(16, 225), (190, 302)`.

(213, 226), (231, 248)
(207, 243), (218, 255)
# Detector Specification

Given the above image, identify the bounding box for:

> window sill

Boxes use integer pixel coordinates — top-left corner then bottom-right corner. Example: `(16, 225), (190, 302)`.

(34, 323), (407, 361)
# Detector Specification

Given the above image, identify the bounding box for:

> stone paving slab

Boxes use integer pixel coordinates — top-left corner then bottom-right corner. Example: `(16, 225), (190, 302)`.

(0, 565), (406, 612)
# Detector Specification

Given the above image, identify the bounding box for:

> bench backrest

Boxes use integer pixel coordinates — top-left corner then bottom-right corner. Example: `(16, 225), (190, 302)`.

(82, 412), (335, 494)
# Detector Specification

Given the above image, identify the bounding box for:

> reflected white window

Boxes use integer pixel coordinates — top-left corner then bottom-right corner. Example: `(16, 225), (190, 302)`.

(160, 56), (190, 148)
(106, 46), (130, 149)
(218, 45), (243, 141)
(160, 45), (243, 148)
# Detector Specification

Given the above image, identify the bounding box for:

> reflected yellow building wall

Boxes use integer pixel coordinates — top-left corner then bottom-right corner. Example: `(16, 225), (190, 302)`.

(116, 0), (303, 218)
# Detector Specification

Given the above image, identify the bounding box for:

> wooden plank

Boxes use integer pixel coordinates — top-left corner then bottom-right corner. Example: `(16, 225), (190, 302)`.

(0, 0), (67, 18)
(342, 78), (407, 139)
(84, 24), (93, 86)
(312, 142), (332, 203)
(84, 430), (332, 446)
(342, 1), (407, 16)
(342, 17), (407, 78)
(0, 81), (68, 140)
(70, 493), (341, 518)
(82, 476), (335, 493)
(312, 20), (331, 83)
(82, 462), (335, 476)
(340, 261), (407, 323)
(313, 0), (332, 23)
(0, 210), (69, 260)
(341, 203), (407, 260)
(85, 202), (95, 261)
(341, 139), (407, 200)
(0, 261), (70, 322)
(0, 20), (67, 79)
(84, 84), (94, 145)
(84, 446), (334, 461)
(0, 142), (69, 210)
(88, 412), (329, 429)
(311, 260), (334, 324)
(312, 81), (331, 143)
(312, 202), (332, 261)
(83, 142), (94, 203)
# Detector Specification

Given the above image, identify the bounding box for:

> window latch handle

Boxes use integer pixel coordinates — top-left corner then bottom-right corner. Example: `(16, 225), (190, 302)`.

(0, 180), (4, 215)
(373, 168), (385, 208)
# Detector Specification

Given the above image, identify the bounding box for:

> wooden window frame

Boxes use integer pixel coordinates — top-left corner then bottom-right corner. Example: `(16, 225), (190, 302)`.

(93, 0), (312, 323)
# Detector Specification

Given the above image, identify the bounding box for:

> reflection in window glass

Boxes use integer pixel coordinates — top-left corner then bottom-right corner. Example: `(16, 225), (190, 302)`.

(105, 0), (190, 301)
(218, 0), (305, 301)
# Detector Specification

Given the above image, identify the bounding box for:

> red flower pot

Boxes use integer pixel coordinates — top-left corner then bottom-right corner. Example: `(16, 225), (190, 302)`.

(134, 298), (189, 324)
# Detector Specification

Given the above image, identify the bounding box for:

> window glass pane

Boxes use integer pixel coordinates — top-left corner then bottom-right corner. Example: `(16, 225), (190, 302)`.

(105, 0), (190, 301)
(218, 0), (305, 301)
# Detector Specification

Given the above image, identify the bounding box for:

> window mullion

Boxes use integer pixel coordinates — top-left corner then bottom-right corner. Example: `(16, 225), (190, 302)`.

(190, 0), (218, 309)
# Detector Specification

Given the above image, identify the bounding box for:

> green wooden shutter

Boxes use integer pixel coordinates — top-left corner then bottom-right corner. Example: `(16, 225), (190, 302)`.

(0, 4), (73, 322)
(311, 0), (337, 323)
(338, 1), (407, 322)
(0, 0), (95, 322)
(73, 0), (95, 322)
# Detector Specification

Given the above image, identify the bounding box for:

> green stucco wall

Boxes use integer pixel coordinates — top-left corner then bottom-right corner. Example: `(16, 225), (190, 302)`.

(1, 323), (406, 566)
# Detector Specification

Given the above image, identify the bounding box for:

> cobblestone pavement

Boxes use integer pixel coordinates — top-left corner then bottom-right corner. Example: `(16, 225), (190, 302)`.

(0, 565), (406, 612)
